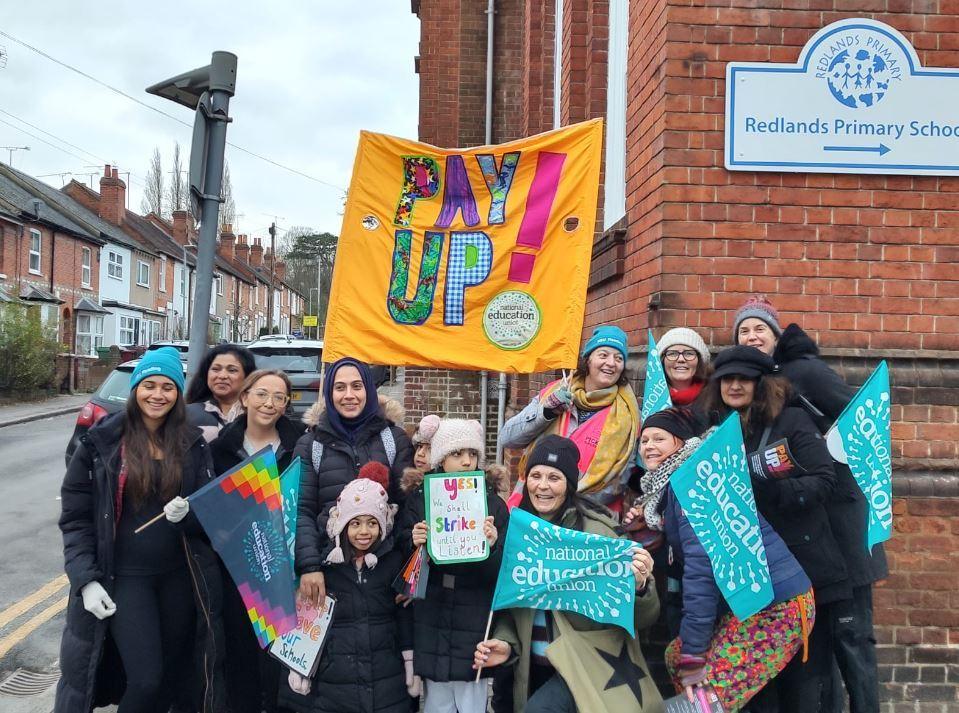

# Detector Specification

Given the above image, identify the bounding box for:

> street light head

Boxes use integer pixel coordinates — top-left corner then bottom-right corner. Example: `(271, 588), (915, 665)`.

(146, 51), (237, 109)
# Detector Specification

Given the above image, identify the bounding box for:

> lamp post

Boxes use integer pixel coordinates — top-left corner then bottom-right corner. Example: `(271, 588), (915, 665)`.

(147, 51), (237, 376)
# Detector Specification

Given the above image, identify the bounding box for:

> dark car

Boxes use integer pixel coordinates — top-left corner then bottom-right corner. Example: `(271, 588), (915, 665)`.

(64, 358), (188, 466)
(247, 337), (324, 419)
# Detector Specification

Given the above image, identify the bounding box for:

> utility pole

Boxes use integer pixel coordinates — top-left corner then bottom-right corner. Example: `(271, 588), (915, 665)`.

(267, 222), (276, 334)
(147, 51), (237, 376)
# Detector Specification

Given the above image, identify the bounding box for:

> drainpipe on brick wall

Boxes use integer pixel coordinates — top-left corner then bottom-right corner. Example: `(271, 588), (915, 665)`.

(483, 0), (509, 465)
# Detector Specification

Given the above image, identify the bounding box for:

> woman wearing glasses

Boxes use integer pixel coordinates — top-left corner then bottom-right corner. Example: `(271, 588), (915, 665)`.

(210, 369), (304, 713)
(655, 328), (711, 407)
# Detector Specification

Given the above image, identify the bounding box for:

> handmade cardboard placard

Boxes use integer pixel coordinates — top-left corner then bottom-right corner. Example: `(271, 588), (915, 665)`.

(424, 471), (489, 564)
(269, 595), (336, 677)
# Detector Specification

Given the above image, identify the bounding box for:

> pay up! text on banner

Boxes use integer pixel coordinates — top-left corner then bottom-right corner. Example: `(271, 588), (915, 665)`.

(323, 120), (603, 372)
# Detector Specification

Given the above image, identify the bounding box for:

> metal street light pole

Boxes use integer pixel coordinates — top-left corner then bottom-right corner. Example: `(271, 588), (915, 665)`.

(147, 51), (237, 376)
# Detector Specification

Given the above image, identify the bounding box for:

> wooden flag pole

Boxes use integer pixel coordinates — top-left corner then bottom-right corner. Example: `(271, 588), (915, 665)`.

(134, 495), (192, 534)
(474, 609), (495, 682)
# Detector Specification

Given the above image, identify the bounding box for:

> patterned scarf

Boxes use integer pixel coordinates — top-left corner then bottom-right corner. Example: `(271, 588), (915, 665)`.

(639, 436), (702, 531)
(522, 374), (640, 496)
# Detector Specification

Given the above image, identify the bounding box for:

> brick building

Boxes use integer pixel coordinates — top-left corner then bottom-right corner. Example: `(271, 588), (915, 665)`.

(412, 0), (959, 704)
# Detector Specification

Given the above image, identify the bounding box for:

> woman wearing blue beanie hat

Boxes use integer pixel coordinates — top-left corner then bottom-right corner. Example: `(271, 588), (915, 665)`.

(56, 345), (227, 712)
(499, 324), (639, 514)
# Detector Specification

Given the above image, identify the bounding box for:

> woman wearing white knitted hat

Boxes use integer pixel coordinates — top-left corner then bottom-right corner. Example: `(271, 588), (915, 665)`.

(656, 327), (711, 407)
(397, 418), (510, 713)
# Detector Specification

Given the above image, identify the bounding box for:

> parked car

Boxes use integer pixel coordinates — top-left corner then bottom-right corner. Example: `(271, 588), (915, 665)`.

(147, 340), (192, 357)
(247, 338), (324, 418)
(63, 358), (188, 466)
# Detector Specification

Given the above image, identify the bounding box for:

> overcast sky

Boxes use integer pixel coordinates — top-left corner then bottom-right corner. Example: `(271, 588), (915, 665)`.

(0, 2), (420, 244)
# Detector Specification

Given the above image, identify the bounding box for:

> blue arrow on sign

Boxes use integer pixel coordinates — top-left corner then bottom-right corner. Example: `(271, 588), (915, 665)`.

(823, 143), (891, 156)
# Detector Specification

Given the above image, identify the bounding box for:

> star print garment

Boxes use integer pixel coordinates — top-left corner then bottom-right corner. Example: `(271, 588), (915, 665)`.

(665, 590), (815, 712)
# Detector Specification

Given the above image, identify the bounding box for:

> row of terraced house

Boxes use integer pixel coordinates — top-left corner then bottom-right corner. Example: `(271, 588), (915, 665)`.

(0, 163), (306, 357)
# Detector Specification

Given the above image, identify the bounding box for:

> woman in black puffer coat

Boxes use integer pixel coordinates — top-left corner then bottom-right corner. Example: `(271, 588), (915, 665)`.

(734, 296), (887, 713)
(55, 348), (227, 713)
(295, 357), (413, 609)
(703, 346), (851, 711)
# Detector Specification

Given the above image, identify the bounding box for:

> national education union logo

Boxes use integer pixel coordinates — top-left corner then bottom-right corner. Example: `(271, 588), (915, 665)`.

(814, 25), (905, 110)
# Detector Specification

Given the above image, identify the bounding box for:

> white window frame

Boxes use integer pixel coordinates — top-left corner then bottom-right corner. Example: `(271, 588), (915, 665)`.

(80, 247), (92, 288)
(29, 229), (42, 274)
(255, 283), (260, 306)
(216, 274), (224, 296)
(603, 0), (628, 230)
(159, 255), (167, 293)
(76, 314), (104, 356)
(108, 251), (124, 280)
(136, 260), (150, 288)
(119, 315), (136, 345)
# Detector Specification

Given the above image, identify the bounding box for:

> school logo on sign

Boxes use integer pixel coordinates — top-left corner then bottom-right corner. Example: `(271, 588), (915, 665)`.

(817, 29), (904, 109)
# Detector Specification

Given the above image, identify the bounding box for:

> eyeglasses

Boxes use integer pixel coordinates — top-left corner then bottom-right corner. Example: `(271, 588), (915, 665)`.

(663, 349), (699, 362)
(247, 389), (290, 406)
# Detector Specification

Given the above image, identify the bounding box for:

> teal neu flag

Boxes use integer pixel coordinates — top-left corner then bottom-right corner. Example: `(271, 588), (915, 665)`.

(491, 508), (637, 635)
(827, 361), (892, 551)
(279, 457), (302, 572)
(670, 413), (774, 621)
(642, 330), (672, 421)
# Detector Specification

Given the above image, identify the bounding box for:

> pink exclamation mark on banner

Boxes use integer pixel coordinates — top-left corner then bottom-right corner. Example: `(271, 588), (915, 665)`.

(508, 151), (566, 283)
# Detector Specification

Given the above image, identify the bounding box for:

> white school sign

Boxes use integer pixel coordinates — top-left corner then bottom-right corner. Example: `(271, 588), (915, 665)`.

(725, 18), (959, 175)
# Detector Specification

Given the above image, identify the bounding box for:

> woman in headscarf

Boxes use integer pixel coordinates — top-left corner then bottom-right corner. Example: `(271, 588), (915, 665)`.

(498, 325), (639, 513)
(294, 357), (413, 609)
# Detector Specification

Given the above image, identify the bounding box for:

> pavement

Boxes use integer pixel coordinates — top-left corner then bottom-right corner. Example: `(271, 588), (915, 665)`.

(0, 394), (89, 429)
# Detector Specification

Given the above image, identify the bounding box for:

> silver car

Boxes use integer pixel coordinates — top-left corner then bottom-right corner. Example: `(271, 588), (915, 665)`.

(247, 337), (324, 417)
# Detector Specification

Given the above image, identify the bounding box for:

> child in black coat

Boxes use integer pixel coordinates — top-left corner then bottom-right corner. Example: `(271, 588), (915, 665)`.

(398, 418), (509, 713)
(286, 462), (413, 713)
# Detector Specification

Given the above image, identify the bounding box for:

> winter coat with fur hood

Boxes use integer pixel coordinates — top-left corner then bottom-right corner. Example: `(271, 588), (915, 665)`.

(294, 398), (413, 576)
(396, 465), (510, 682)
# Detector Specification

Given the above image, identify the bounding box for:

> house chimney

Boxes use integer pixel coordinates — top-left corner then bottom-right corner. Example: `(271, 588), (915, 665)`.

(235, 233), (251, 264)
(250, 238), (264, 268)
(275, 260), (287, 282)
(99, 165), (126, 225)
(219, 224), (236, 260)
(171, 210), (194, 247)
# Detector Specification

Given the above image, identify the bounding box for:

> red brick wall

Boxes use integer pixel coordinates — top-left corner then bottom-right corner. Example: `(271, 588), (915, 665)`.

(615, 1), (959, 354)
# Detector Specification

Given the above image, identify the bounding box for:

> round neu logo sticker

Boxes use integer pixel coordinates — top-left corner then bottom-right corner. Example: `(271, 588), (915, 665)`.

(483, 291), (541, 351)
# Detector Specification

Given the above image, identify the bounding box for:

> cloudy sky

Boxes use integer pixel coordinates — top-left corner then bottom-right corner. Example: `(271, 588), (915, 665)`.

(0, 2), (420, 243)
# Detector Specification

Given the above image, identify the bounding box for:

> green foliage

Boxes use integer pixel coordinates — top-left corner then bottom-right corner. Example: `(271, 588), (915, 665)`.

(0, 306), (60, 393)
(280, 228), (338, 327)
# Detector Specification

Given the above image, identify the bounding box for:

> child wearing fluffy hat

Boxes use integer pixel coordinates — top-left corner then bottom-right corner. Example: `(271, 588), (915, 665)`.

(396, 418), (510, 713)
(286, 461), (416, 712)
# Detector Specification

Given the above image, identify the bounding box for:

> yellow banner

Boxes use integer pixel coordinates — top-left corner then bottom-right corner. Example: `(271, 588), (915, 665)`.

(323, 119), (603, 373)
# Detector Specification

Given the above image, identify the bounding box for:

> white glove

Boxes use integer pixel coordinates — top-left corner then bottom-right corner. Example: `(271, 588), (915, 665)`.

(164, 496), (190, 523)
(403, 650), (422, 697)
(288, 670), (311, 695)
(80, 581), (116, 620)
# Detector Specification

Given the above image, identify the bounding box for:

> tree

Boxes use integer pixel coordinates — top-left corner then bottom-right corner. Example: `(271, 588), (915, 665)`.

(166, 141), (187, 217)
(141, 147), (164, 216)
(220, 161), (236, 227)
(280, 228), (338, 332)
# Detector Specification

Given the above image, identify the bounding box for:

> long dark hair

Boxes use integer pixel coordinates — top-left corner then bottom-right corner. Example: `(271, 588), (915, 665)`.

(699, 373), (791, 438)
(185, 344), (256, 404)
(122, 385), (189, 507)
(571, 352), (630, 388)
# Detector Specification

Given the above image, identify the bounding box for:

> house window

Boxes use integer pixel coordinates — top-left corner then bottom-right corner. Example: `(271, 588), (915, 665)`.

(81, 247), (92, 288)
(76, 314), (104, 356)
(119, 315), (137, 345)
(108, 251), (123, 280)
(159, 256), (167, 292)
(255, 284), (259, 306)
(178, 264), (186, 295)
(603, 0), (628, 230)
(136, 260), (150, 288)
(29, 229), (42, 274)
(216, 274), (223, 296)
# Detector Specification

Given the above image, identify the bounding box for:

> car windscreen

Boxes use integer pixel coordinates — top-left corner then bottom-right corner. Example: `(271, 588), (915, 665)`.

(250, 349), (321, 373)
(98, 369), (133, 403)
